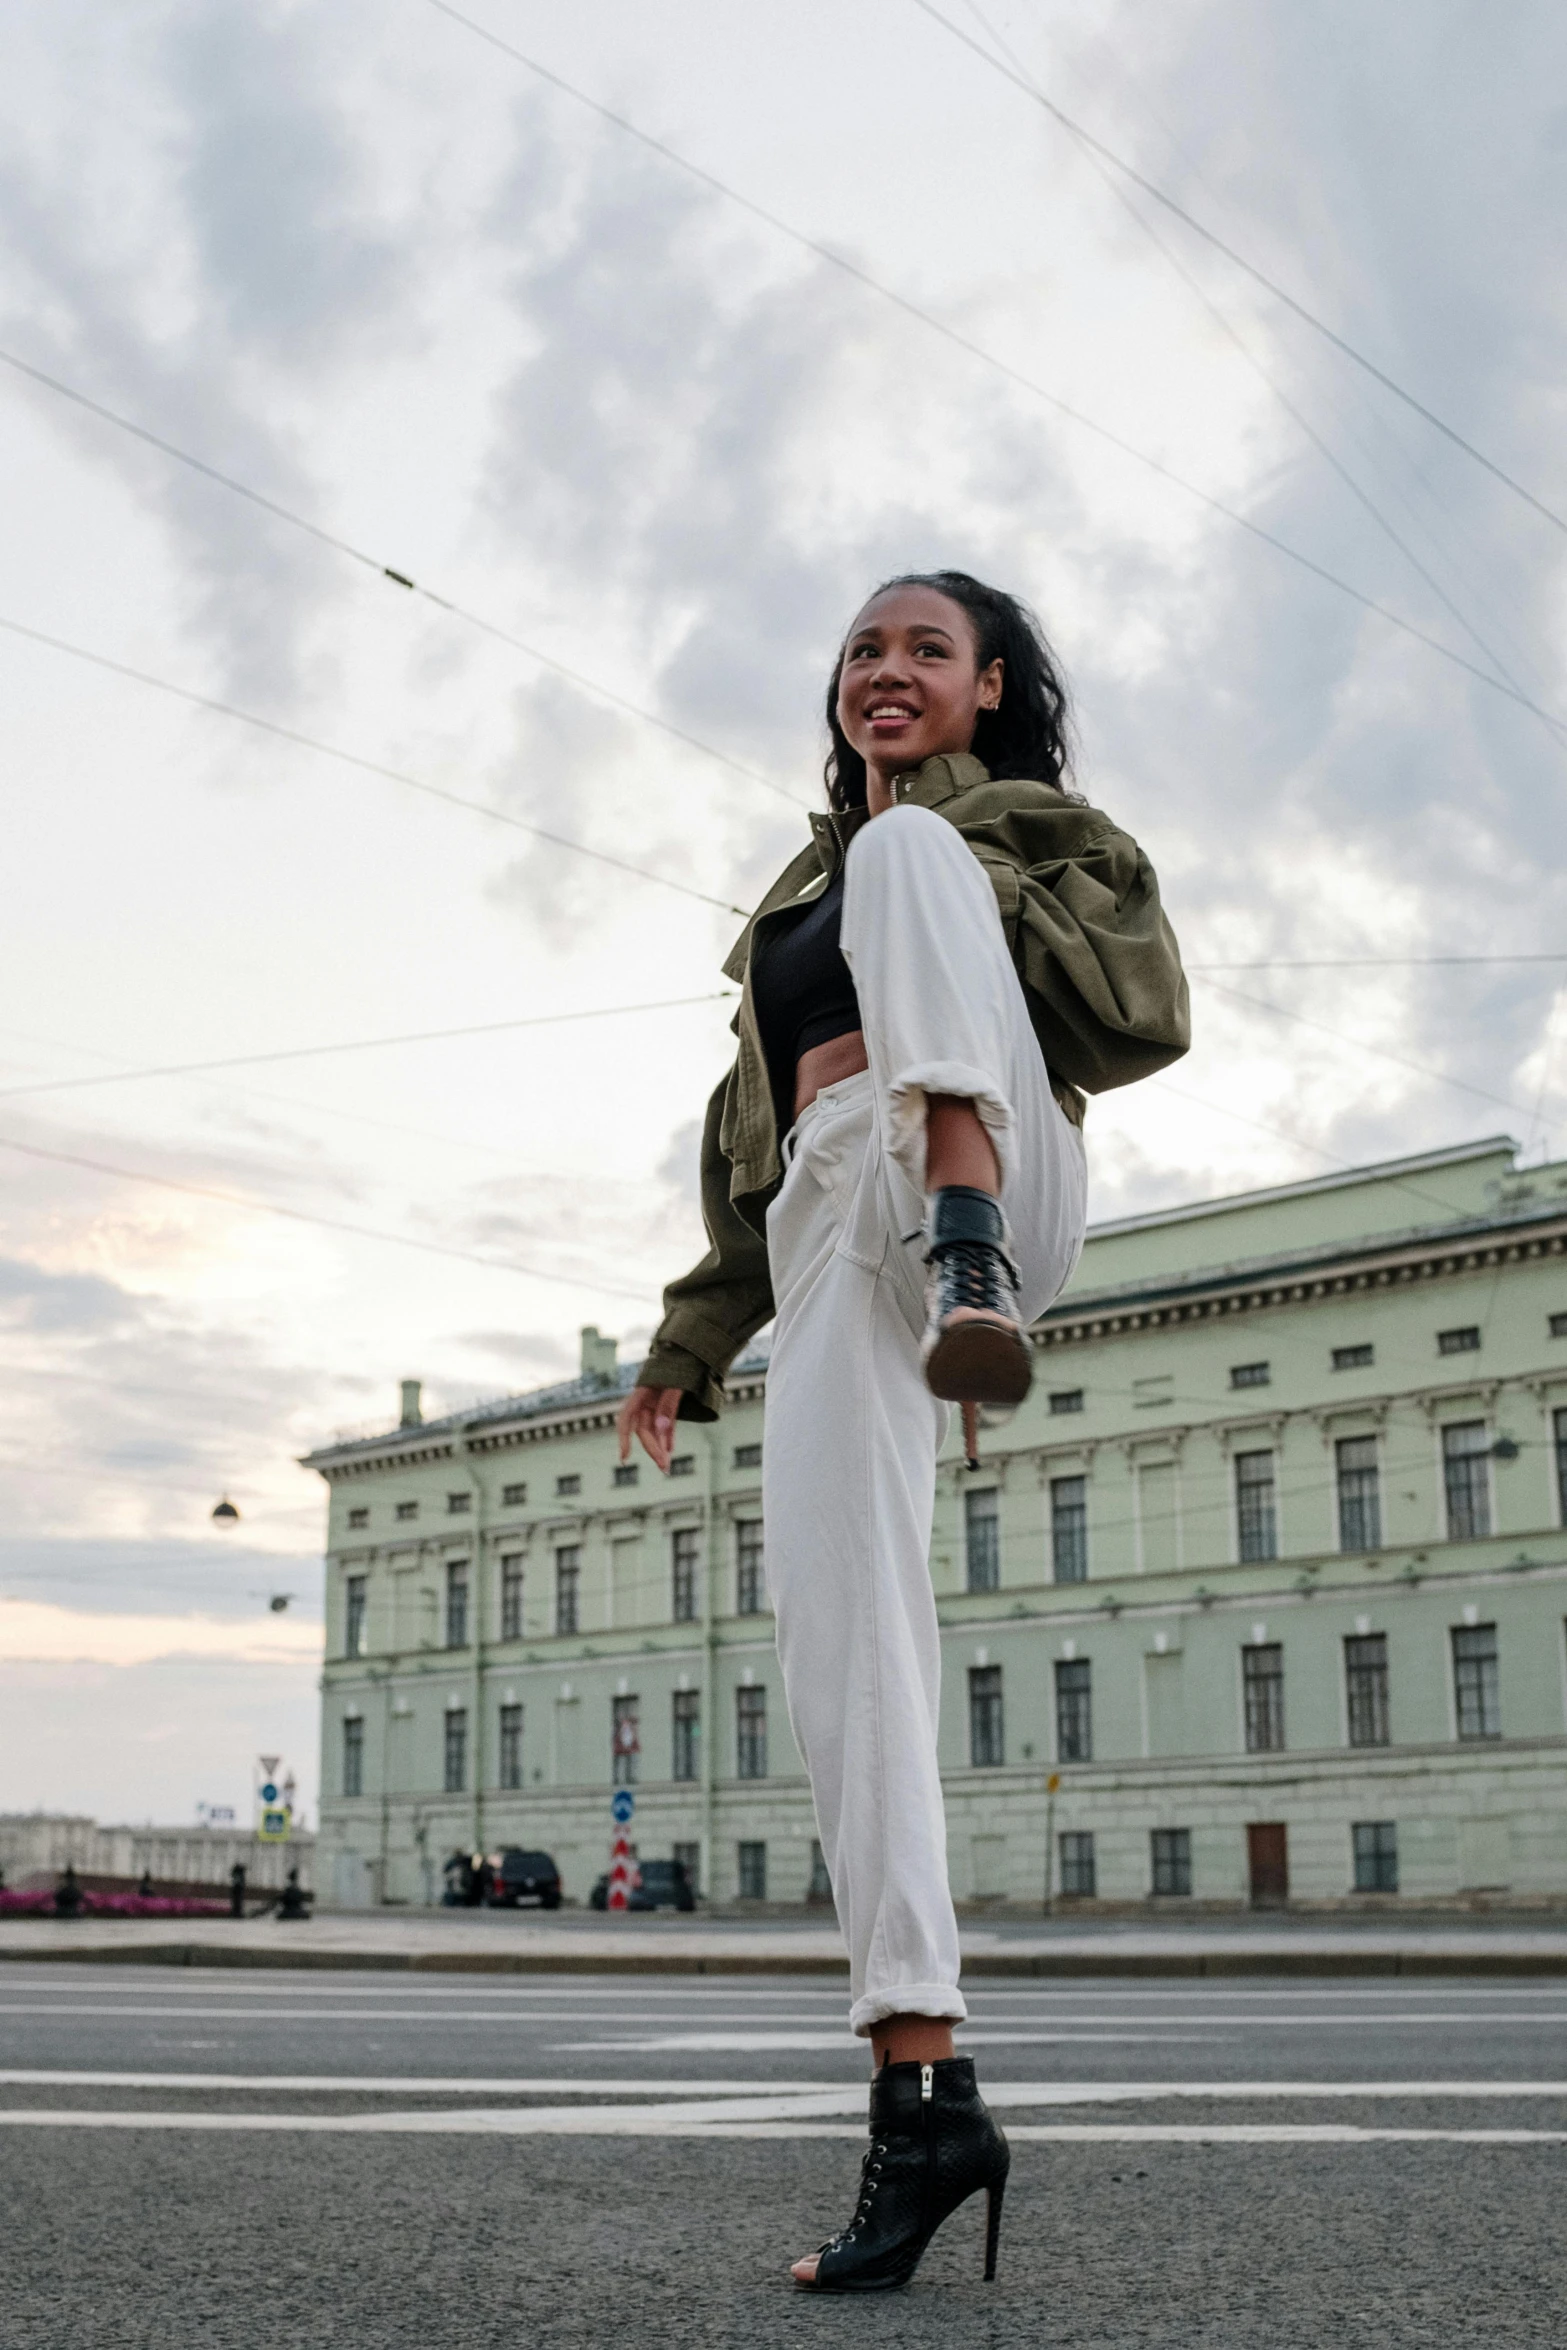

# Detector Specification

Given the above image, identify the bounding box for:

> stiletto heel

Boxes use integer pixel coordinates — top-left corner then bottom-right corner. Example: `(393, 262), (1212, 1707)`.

(796, 2056), (1010, 2293)
(983, 2171), (1006, 2281)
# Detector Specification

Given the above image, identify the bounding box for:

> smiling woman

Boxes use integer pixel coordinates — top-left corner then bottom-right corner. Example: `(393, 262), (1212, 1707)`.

(617, 566), (1189, 2291)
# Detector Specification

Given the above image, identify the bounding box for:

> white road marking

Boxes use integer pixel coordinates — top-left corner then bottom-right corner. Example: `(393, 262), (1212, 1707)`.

(555, 2031), (1213, 2052)
(6, 1999), (1564, 2028)
(3, 2072), (1565, 2102)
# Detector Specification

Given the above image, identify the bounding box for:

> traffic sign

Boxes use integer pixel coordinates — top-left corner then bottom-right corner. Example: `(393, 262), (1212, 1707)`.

(259, 1781), (279, 1805)
(610, 1789), (635, 1825)
(258, 1805), (291, 1842)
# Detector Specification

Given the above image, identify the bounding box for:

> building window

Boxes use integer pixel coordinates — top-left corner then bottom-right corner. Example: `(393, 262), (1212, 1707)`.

(347, 1506), (369, 1531)
(673, 1839), (701, 1897)
(1438, 1325), (1481, 1356)
(671, 1528), (700, 1623)
(1452, 1623), (1500, 1740)
(1333, 1343), (1374, 1371)
(1151, 1828), (1191, 1896)
(446, 1491), (471, 1516)
(1442, 1421), (1491, 1541)
(672, 1689), (700, 1782)
(1051, 1475), (1088, 1584)
(737, 1841), (767, 1900)
(612, 1693), (640, 1786)
(444, 1561), (469, 1649)
(555, 1546), (580, 1636)
(733, 1442), (762, 1469)
(736, 1684), (768, 1779)
(501, 1481), (527, 1507)
(613, 1463), (638, 1488)
(1344, 1633), (1390, 1748)
(1048, 1389), (1084, 1415)
(500, 1554), (524, 1642)
(1243, 1643), (1285, 1752)
(443, 1707), (467, 1793)
(498, 1702), (523, 1790)
(1336, 1434), (1382, 1552)
(735, 1519), (765, 1615)
(1553, 1407), (1567, 1525)
(969, 1665), (1004, 1768)
(344, 1574), (367, 1659)
(555, 1473), (580, 1498)
(1353, 1821), (1399, 1893)
(342, 1716), (364, 1798)
(669, 1454), (695, 1478)
(1235, 1450), (1278, 1562)
(1230, 1361), (1270, 1389)
(965, 1488), (1000, 1593)
(1550, 1311), (1567, 1340)
(808, 1839), (833, 1903)
(1059, 1830), (1096, 1897)
(1054, 1658), (1092, 1763)
(394, 1500), (418, 1523)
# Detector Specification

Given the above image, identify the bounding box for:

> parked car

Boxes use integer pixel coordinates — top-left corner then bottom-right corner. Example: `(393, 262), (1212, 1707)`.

(486, 1848), (562, 1910)
(441, 1851), (492, 1907)
(589, 1858), (696, 1913)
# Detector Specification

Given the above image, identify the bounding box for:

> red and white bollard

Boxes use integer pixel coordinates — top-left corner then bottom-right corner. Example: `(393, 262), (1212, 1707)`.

(607, 1828), (635, 1911)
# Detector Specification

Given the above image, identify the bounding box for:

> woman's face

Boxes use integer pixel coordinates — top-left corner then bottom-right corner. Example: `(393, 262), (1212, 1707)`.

(835, 585), (1002, 779)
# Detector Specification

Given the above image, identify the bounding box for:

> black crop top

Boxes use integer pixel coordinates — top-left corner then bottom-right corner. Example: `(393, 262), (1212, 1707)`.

(750, 867), (862, 1104)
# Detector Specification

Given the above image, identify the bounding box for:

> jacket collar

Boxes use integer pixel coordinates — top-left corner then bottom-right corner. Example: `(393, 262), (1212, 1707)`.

(805, 750), (991, 860)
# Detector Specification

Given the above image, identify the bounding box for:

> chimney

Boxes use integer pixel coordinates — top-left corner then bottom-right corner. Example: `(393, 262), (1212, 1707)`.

(399, 1379), (423, 1428)
(579, 1326), (618, 1386)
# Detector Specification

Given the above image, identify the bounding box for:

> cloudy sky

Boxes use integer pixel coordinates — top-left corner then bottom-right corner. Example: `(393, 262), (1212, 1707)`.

(1, 0), (1563, 1826)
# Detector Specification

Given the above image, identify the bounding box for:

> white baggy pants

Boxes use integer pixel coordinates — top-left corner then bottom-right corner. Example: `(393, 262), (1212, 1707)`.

(762, 804), (1087, 2035)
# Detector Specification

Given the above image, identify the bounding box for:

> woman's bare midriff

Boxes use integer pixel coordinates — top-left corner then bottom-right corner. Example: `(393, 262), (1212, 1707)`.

(793, 1029), (870, 1120)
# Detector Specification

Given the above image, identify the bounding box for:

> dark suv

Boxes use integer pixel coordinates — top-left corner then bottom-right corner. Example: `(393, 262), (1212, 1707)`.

(487, 1849), (563, 1909)
(589, 1858), (696, 1913)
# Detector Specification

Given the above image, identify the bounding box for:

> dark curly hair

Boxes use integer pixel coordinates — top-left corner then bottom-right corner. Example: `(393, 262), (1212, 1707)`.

(823, 569), (1074, 812)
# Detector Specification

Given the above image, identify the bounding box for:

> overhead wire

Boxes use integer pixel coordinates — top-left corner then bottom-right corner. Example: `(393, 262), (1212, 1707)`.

(0, 346), (810, 816)
(911, 0), (1567, 541)
(419, 0), (1567, 744)
(1187, 955), (1567, 973)
(0, 614), (751, 918)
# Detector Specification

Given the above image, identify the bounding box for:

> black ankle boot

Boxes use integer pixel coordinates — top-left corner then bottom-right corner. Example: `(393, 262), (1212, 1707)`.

(921, 1186), (1032, 1416)
(799, 2057), (1010, 2293)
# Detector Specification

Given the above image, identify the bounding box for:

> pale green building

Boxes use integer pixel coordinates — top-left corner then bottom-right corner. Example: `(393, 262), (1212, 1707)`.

(307, 1135), (1567, 1913)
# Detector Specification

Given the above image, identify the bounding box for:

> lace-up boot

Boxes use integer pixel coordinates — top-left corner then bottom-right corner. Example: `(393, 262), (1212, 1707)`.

(920, 1185), (1032, 1414)
(801, 2056), (1010, 2293)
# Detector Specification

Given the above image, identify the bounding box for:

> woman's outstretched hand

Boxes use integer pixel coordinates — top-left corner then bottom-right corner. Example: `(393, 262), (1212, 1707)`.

(617, 1383), (684, 1474)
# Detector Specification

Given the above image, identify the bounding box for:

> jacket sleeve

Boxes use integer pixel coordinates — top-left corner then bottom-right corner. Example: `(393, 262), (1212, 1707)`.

(970, 812), (1190, 1094)
(637, 1069), (775, 1421)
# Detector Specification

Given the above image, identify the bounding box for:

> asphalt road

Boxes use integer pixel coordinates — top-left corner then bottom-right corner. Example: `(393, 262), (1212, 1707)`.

(3, 1967), (1565, 2346)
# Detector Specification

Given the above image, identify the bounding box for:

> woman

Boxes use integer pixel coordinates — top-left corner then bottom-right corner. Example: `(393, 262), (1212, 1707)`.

(619, 570), (1188, 2290)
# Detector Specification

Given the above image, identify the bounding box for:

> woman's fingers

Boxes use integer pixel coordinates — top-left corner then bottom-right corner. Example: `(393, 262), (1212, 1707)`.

(617, 1386), (684, 1472)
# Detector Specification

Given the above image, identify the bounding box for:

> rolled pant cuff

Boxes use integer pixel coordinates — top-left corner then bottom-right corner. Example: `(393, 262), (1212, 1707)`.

(849, 1982), (969, 2037)
(885, 1061), (1016, 1191)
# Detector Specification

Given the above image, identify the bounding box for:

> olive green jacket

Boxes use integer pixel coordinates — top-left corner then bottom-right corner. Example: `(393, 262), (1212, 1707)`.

(640, 751), (1189, 1418)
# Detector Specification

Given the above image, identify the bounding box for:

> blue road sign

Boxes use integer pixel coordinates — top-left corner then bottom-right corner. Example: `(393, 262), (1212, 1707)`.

(259, 1781), (279, 1804)
(610, 1789), (635, 1825)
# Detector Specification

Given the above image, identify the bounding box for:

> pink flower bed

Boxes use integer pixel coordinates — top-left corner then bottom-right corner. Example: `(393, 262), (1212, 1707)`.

(0, 1890), (227, 1917)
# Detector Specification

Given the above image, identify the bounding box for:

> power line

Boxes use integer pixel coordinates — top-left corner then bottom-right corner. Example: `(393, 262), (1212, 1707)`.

(421, 0), (1567, 743)
(913, 0), (1567, 541)
(1187, 955), (1567, 972)
(0, 614), (750, 918)
(0, 993), (737, 1105)
(0, 1130), (656, 1304)
(0, 346), (810, 815)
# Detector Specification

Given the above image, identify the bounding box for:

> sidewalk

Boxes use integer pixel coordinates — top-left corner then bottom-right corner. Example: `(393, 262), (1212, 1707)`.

(6, 1907), (1567, 1975)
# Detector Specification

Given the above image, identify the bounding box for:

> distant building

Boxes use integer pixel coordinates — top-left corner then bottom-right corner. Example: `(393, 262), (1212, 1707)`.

(0, 1813), (312, 1891)
(307, 1138), (1567, 1912)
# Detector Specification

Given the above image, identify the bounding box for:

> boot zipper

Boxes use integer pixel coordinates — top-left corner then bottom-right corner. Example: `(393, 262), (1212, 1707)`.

(921, 2064), (933, 2105)
(922, 2063), (936, 2222)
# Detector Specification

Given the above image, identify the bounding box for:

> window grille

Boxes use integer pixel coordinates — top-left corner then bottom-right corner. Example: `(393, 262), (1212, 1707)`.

(1151, 1827), (1191, 1896)
(964, 1488), (1000, 1593)
(737, 1841), (767, 1900)
(555, 1473), (580, 1498)
(611, 1693), (640, 1786)
(1051, 1475), (1088, 1583)
(446, 1491), (471, 1516)
(1336, 1434), (1382, 1552)
(554, 1547), (580, 1637)
(444, 1561), (469, 1650)
(969, 1665), (1004, 1767)
(671, 1528), (700, 1623)
(671, 1689), (700, 1782)
(347, 1506), (369, 1530)
(1048, 1389), (1084, 1415)
(1353, 1820), (1398, 1892)
(1344, 1633), (1389, 1748)
(1235, 1450), (1277, 1562)
(1553, 1408), (1567, 1525)
(1243, 1643), (1285, 1752)
(736, 1685), (768, 1779)
(394, 1500), (418, 1522)
(1437, 1325), (1481, 1356)
(669, 1454), (695, 1478)
(1058, 1830), (1096, 1898)
(500, 1554), (524, 1643)
(733, 1442), (762, 1468)
(1332, 1343), (1374, 1370)
(1054, 1658), (1092, 1763)
(344, 1574), (366, 1659)
(1452, 1623), (1500, 1739)
(1230, 1361), (1270, 1389)
(498, 1702), (523, 1790)
(342, 1716), (364, 1799)
(1551, 1311), (1567, 1340)
(501, 1482), (527, 1507)
(735, 1519), (765, 1616)
(443, 1707), (467, 1794)
(1442, 1422), (1491, 1541)
(612, 1463), (638, 1488)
